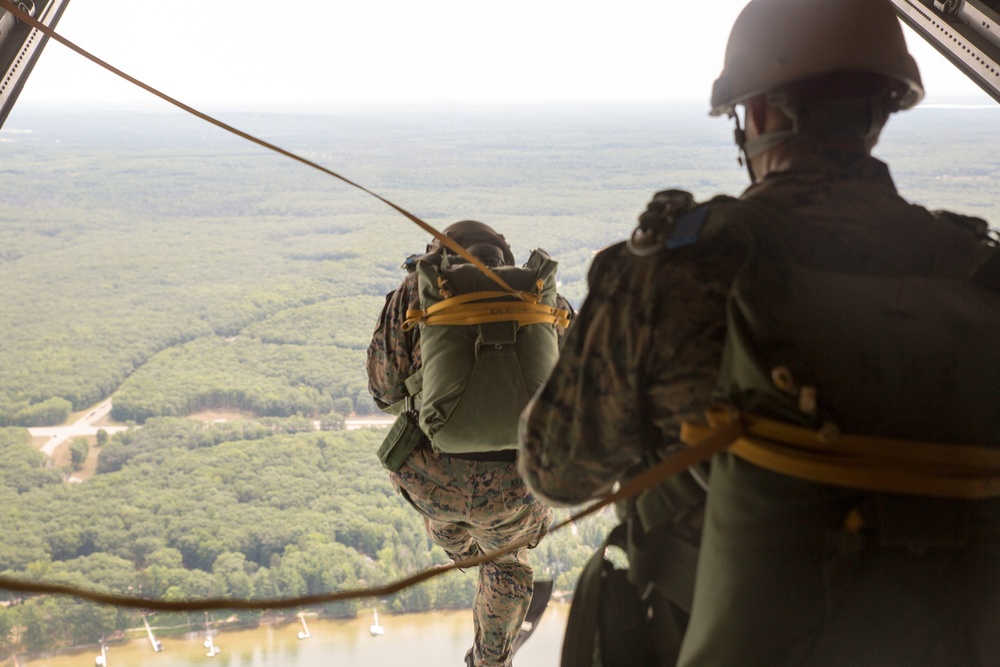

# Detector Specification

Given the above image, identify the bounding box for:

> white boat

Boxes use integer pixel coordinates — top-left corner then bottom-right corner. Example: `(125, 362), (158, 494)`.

(369, 608), (384, 637)
(94, 644), (108, 666)
(203, 634), (221, 657)
(203, 613), (221, 656)
(297, 612), (311, 640)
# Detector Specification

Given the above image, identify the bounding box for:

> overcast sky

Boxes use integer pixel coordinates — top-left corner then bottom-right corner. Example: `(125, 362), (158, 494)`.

(15, 0), (995, 111)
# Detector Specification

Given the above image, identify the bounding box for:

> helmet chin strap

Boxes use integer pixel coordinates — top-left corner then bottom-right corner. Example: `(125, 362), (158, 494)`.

(731, 112), (795, 184)
(731, 95), (887, 184)
(731, 113), (756, 183)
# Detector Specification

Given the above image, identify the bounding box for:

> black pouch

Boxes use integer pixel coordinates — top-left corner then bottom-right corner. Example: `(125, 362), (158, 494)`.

(377, 411), (426, 472)
(561, 524), (659, 667)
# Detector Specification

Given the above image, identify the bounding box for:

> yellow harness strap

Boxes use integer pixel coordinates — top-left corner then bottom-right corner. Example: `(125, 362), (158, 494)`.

(681, 410), (1000, 499)
(402, 289), (570, 331)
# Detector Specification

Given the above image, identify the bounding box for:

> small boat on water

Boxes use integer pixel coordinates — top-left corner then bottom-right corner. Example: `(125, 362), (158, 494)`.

(94, 644), (108, 666)
(203, 634), (221, 657)
(370, 607), (384, 637)
(297, 612), (311, 640)
(203, 613), (221, 656)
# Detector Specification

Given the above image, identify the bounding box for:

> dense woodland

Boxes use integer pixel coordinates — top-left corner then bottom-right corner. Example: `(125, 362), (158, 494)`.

(0, 423), (615, 655)
(0, 104), (998, 656)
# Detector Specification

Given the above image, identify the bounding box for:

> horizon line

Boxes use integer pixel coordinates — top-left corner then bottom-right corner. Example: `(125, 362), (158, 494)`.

(11, 94), (998, 115)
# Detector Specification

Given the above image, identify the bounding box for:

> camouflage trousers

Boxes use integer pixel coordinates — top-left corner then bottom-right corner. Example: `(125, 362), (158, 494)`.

(391, 444), (553, 667)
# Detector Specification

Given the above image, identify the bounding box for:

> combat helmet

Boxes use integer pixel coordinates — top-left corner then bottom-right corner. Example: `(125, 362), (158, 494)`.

(427, 220), (516, 267)
(710, 0), (923, 117)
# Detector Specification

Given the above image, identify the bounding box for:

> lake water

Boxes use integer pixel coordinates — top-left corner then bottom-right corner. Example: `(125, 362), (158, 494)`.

(26, 604), (570, 667)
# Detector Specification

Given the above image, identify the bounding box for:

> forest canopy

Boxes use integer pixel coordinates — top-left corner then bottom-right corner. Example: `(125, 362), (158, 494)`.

(0, 422), (615, 653)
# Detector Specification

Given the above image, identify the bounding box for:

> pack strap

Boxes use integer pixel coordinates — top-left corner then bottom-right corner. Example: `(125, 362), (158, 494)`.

(681, 410), (1000, 499)
(402, 290), (570, 330)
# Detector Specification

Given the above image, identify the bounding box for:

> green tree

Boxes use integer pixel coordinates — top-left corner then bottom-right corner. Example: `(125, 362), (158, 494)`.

(0, 606), (12, 654)
(11, 397), (72, 427)
(69, 437), (89, 471)
(65, 600), (119, 646)
(95, 429), (109, 446)
(19, 601), (50, 654)
(212, 552), (253, 599)
(319, 413), (345, 430)
(333, 397), (354, 416)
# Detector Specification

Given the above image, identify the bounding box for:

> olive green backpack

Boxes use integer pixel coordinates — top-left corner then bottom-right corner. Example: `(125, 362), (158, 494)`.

(715, 208), (1000, 445)
(409, 249), (562, 454)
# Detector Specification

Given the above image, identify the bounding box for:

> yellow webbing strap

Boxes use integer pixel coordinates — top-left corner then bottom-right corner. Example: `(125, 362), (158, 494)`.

(402, 290), (570, 330)
(680, 411), (1000, 499)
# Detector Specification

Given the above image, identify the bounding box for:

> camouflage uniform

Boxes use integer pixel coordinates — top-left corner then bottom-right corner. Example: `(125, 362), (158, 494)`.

(517, 172), (745, 666)
(368, 270), (555, 667)
(520, 151), (1000, 665)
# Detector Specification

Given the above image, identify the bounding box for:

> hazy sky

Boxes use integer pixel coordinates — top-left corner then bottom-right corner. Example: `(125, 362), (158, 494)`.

(16, 0), (995, 110)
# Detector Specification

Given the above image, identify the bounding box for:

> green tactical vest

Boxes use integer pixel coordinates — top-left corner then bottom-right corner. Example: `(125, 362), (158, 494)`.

(412, 249), (561, 454)
(714, 209), (1000, 445)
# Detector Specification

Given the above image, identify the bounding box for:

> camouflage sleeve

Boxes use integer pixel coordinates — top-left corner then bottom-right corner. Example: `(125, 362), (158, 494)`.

(366, 272), (422, 410)
(519, 244), (653, 505)
(519, 231), (746, 507)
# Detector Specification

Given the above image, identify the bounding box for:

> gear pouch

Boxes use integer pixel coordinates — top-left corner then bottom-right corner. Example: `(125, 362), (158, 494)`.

(377, 412), (426, 472)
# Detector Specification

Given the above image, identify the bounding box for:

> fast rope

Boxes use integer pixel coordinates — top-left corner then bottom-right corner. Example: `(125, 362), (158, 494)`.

(0, 0), (712, 611)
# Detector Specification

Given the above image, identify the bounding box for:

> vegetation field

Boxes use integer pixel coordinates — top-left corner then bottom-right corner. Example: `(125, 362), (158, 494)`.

(0, 102), (996, 656)
(2, 104), (997, 426)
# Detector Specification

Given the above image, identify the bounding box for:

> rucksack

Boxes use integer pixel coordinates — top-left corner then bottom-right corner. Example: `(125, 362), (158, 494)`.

(714, 206), (1000, 445)
(405, 249), (564, 454)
